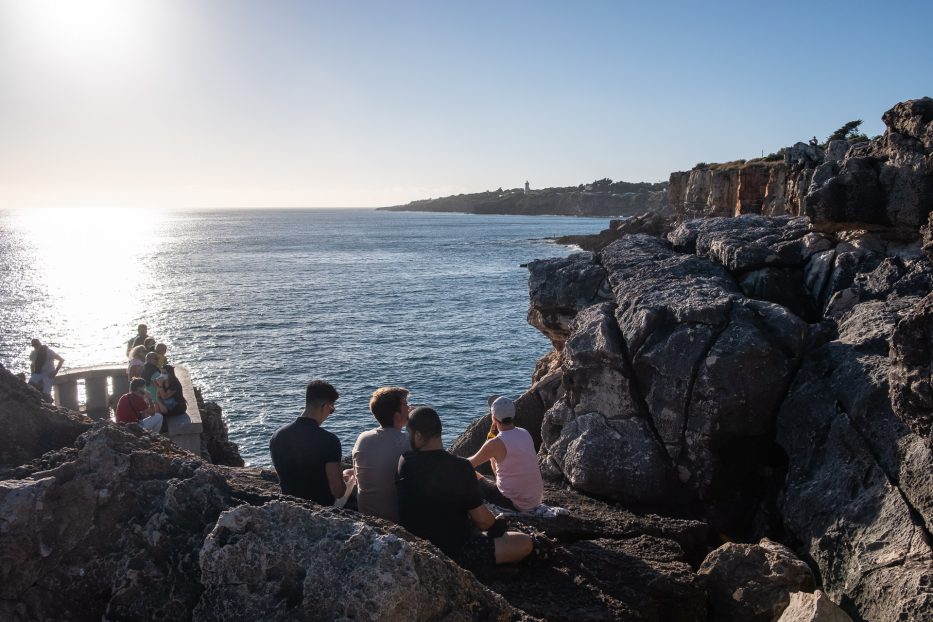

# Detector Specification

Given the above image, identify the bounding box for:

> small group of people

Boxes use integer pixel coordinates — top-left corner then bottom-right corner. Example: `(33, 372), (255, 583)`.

(270, 380), (547, 570)
(28, 338), (64, 401)
(116, 324), (186, 433)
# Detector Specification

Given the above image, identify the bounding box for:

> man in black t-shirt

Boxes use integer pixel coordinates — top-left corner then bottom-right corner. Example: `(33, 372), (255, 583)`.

(270, 380), (346, 505)
(396, 406), (533, 567)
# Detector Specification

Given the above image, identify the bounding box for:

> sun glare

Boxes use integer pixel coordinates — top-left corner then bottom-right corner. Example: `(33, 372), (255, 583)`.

(6, 0), (159, 70)
(11, 208), (168, 364)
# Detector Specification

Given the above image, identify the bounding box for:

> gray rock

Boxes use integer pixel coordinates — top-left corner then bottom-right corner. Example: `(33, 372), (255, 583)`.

(526, 253), (611, 348)
(0, 363), (91, 476)
(824, 141), (850, 163)
(777, 591), (853, 622)
(777, 343), (933, 621)
(889, 292), (933, 440)
(698, 538), (815, 622)
(195, 501), (511, 622)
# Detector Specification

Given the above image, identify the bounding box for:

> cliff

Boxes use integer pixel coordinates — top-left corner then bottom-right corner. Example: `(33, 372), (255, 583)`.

(379, 181), (669, 218)
(474, 97), (933, 621)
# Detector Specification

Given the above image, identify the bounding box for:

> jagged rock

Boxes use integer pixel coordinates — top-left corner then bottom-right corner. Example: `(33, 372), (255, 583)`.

(196, 501), (512, 622)
(889, 291), (933, 440)
(526, 253), (611, 349)
(553, 210), (677, 252)
(196, 392), (245, 466)
(0, 363), (91, 476)
(824, 141), (850, 163)
(698, 538), (815, 622)
(0, 421), (516, 621)
(777, 340), (933, 621)
(599, 234), (807, 502)
(776, 591), (853, 622)
(807, 97), (933, 232)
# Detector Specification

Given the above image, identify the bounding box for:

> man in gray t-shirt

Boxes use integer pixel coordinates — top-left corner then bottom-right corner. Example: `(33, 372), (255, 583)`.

(352, 387), (411, 522)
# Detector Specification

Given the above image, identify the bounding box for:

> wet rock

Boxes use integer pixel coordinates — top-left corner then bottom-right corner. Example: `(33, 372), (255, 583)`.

(196, 501), (512, 622)
(698, 538), (814, 622)
(0, 363), (91, 477)
(776, 591), (853, 622)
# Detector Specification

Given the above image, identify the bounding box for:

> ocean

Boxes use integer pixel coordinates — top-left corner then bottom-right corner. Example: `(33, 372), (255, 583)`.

(0, 208), (608, 465)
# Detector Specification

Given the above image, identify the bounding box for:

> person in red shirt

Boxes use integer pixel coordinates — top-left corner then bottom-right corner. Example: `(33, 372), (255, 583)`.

(115, 378), (163, 433)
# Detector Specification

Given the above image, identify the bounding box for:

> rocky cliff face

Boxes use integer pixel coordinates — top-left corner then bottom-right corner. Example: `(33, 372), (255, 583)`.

(669, 97), (933, 238)
(510, 98), (933, 621)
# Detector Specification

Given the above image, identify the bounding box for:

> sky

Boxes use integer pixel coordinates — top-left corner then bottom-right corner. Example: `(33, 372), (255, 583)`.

(1, 0), (931, 209)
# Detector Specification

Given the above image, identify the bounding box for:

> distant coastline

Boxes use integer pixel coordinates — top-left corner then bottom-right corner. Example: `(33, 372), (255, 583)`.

(379, 179), (668, 218)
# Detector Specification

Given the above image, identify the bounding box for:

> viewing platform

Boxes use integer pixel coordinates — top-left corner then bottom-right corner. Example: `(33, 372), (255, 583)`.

(52, 364), (202, 454)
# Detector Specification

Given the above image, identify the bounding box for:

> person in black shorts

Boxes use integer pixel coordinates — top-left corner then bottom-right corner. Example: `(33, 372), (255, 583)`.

(270, 380), (346, 505)
(396, 406), (533, 568)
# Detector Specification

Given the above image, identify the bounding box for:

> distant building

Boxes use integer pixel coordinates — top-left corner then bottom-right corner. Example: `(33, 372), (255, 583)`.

(524, 180), (530, 194)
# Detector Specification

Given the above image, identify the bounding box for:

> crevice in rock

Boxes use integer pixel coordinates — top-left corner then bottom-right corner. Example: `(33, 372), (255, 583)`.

(678, 321), (730, 467)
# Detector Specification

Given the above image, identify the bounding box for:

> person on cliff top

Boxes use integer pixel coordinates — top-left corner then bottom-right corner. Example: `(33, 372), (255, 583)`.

(126, 324), (149, 356)
(468, 396), (544, 512)
(28, 338), (64, 402)
(352, 386), (411, 522)
(396, 406), (534, 568)
(269, 380), (347, 505)
(115, 377), (164, 433)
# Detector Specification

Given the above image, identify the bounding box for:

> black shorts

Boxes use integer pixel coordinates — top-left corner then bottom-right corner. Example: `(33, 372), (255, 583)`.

(455, 532), (496, 568)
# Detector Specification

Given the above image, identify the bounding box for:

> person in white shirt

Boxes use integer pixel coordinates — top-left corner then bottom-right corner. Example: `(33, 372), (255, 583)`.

(28, 338), (64, 402)
(351, 386), (411, 522)
(468, 396), (544, 512)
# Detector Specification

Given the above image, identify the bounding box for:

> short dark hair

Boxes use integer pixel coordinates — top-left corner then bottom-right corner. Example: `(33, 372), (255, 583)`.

(306, 380), (339, 406)
(129, 378), (147, 392)
(370, 387), (409, 427)
(408, 406), (441, 440)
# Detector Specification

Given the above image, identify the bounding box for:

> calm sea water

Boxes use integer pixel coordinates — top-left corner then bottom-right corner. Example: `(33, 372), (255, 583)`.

(0, 208), (607, 465)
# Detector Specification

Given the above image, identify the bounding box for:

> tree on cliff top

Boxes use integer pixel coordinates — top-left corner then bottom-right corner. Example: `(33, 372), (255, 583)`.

(827, 119), (868, 143)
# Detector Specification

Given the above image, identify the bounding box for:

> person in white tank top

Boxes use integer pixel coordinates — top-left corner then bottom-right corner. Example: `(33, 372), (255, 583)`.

(468, 396), (544, 512)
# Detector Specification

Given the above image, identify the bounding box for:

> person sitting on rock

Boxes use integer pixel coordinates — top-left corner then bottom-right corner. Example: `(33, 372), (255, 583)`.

(28, 338), (64, 402)
(397, 406), (533, 568)
(352, 386), (411, 522)
(269, 380), (347, 505)
(115, 377), (164, 433)
(468, 396), (544, 512)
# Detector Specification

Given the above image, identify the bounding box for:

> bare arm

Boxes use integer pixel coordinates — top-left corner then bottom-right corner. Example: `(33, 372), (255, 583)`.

(52, 353), (64, 375)
(467, 503), (496, 531)
(468, 437), (506, 469)
(325, 462), (346, 499)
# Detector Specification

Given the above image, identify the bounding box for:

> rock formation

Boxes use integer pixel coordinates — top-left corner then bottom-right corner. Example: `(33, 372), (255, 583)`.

(508, 98), (933, 622)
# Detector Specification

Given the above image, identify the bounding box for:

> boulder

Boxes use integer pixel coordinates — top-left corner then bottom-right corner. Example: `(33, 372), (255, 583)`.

(776, 591), (853, 622)
(0, 363), (91, 477)
(0, 422), (515, 621)
(196, 389), (245, 467)
(698, 538), (814, 622)
(196, 501), (511, 622)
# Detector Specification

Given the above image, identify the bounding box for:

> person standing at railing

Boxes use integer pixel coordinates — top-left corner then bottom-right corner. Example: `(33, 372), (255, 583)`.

(126, 324), (150, 356)
(28, 338), (64, 402)
(115, 378), (163, 433)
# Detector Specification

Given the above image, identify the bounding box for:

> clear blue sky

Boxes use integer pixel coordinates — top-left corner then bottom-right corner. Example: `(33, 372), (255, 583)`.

(1, 0), (930, 208)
